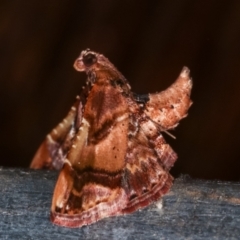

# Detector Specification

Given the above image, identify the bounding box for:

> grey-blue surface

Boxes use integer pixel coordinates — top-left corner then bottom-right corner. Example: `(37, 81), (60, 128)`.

(0, 168), (240, 240)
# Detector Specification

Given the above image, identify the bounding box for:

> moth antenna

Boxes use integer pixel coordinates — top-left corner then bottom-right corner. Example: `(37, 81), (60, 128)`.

(145, 116), (176, 139)
(163, 130), (176, 139)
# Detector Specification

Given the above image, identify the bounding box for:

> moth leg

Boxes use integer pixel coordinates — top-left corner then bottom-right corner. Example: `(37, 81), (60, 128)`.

(30, 99), (81, 170)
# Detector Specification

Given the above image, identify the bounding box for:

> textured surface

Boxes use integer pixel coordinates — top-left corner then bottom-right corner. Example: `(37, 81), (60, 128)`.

(0, 168), (240, 239)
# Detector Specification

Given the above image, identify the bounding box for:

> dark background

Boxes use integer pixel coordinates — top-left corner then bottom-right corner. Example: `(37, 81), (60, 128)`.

(0, 1), (240, 181)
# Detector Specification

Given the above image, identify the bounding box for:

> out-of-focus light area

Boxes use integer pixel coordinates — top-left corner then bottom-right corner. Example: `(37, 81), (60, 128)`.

(0, 1), (240, 180)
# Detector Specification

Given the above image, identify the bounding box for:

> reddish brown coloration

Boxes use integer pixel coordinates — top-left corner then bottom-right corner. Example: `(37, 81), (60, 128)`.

(30, 49), (192, 227)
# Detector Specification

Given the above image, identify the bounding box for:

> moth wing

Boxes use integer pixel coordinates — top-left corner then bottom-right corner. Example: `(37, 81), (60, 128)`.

(144, 67), (192, 130)
(30, 99), (81, 169)
(51, 85), (130, 227)
(122, 116), (177, 213)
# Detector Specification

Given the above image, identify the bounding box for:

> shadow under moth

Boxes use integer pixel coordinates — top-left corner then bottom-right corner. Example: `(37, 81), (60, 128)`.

(30, 49), (192, 228)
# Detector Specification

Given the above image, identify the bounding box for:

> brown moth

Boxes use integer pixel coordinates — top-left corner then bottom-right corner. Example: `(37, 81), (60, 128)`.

(30, 49), (192, 228)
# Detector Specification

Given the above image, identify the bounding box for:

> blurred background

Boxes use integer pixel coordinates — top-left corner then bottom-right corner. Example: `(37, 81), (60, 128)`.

(0, 1), (240, 181)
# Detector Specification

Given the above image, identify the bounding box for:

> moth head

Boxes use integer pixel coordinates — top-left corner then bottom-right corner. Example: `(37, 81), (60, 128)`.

(74, 49), (117, 72)
(74, 49), (129, 88)
(74, 49), (99, 71)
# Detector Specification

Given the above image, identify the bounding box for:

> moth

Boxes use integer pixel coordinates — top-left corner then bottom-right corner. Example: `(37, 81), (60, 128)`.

(30, 49), (192, 228)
